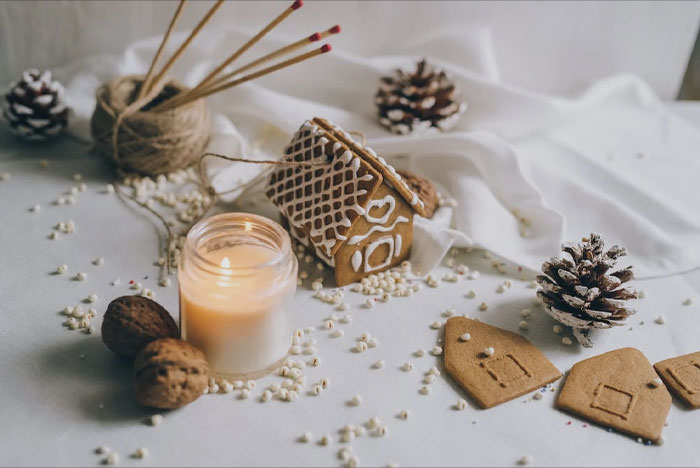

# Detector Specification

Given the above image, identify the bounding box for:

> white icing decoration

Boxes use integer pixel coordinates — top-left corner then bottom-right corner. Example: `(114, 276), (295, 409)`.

(364, 236), (394, 273)
(348, 216), (409, 246)
(266, 121), (375, 256)
(364, 195), (395, 225)
(394, 234), (402, 257)
(351, 250), (362, 272)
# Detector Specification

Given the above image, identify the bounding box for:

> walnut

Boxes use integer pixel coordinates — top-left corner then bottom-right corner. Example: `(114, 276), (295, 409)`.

(396, 170), (438, 218)
(133, 338), (209, 409)
(101, 295), (179, 359)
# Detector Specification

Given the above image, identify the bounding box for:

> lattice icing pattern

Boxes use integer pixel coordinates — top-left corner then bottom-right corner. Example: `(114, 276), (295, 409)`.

(266, 121), (381, 257)
(321, 119), (427, 217)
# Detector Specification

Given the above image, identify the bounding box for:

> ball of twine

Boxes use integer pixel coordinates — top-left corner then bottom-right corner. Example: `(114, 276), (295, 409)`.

(90, 75), (210, 176)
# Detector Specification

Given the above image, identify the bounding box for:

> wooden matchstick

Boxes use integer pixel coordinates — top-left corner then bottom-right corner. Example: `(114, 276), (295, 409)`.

(138, 0), (188, 100)
(199, 24), (341, 95)
(156, 44), (331, 111)
(146, 0), (224, 96)
(174, 0), (303, 106)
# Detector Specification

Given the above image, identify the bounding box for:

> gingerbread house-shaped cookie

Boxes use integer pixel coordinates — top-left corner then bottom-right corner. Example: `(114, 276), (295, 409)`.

(265, 117), (428, 286)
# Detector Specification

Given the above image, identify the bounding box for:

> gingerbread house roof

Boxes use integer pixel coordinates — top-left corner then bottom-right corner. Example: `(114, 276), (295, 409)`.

(265, 118), (425, 257)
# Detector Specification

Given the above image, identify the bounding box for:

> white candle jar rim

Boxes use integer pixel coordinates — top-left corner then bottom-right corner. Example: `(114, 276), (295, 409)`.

(183, 212), (295, 282)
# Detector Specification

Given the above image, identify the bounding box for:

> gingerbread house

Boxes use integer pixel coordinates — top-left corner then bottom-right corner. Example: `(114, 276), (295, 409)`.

(265, 117), (428, 286)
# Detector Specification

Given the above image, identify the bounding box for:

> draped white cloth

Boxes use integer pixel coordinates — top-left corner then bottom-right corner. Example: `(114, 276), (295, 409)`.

(57, 27), (700, 278)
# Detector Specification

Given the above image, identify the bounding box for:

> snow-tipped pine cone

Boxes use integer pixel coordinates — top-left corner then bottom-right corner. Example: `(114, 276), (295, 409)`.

(536, 234), (637, 348)
(2, 69), (69, 142)
(375, 59), (466, 135)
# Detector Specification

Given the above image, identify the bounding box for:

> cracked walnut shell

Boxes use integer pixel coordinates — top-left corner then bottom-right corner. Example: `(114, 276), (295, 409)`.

(134, 338), (209, 409)
(101, 295), (179, 359)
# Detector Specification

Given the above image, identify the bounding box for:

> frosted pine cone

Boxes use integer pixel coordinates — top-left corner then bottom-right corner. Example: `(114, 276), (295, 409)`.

(536, 234), (637, 348)
(375, 59), (466, 135)
(2, 69), (69, 142)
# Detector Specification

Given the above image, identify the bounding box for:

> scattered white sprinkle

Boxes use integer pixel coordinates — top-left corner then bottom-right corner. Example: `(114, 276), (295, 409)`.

(649, 378), (663, 388)
(29, 204), (40, 212)
(519, 320), (529, 330)
(465, 290), (476, 299)
(319, 435), (332, 446)
(428, 366), (441, 376)
(49, 231), (58, 240)
(56, 264), (68, 275)
(532, 392), (543, 401)
(520, 309), (531, 319)
(683, 298), (693, 306)
(364, 299), (374, 309)
(331, 329), (344, 338)
(517, 454), (533, 466)
(431, 346), (443, 356)
(350, 394), (363, 406)
(561, 337), (573, 346)
(419, 386), (431, 395)
(93, 257), (104, 266)
(401, 362), (414, 372)
(414, 348), (426, 357)
(478, 302), (488, 311)
(443, 307), (456, 317)
(95, 446), (110, 455)
(348, 455), (360, 467)
(368, 417), (381, 429)
(299, 431), (313, 443)
(372, 359), (385, 369)
(483, 346), (495, 357)
(430, 320), (442, 330)
(76, 272), (87, 281)
(87, 293), (98, 303)
(655, 315), (667, 325)
(553, 325), (563, 335)
(460, 333), (471, 342)
(638, 290), (646, 299)
(131, 447), (148, 459)
(324, 319), (335, 330)
(656, 435), (666, 446)
(104, 452), (119, 465)
(111, 278), (121, 286)
(375, 425), (388, 437)
(424, 375), (435, 384)
(399, 409), (410, 420)
(356, 341), (368, 353)
(149, 414), (163, 426)
(456, 399), (467, 410)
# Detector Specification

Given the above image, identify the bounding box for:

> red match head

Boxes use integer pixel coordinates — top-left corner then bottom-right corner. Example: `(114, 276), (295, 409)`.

(291, 0), (303, 10)
(309, 32), (322, 42)
(321, 44), (332, 53)
(329, 25), (341, 34)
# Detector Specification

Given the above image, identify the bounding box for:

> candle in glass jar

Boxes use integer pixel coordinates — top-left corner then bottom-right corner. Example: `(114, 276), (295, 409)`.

(179, 213), (298, 378)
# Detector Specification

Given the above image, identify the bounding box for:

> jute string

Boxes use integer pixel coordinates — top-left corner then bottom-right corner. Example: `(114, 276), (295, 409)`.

(90, 75), (210, 176)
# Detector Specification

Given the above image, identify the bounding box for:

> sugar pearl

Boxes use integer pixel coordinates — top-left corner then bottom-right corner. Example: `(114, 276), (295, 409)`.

(532, 392), (543, 401)
(104, 452), (119, 465)
(149, 414), (163, 426)
(649, 378), (663, 388)
(456, 398), (467, 410)
(430, 321), (442, 330)
(519, 321), (529, 330)
(87, 293), (98, 303)
(414, 348), (426, 357)
(324, 320), (334, 329)
(372, 360), (385, 369)
(368, 337), (379, 348)
(365, 299), (374, 309)
(561, 337), (573, 346)
(356, 341), (368, 353)
(460, 333), (471, 342)
(375, 425), (388, 436)
(368, 417), (381, 429)
(76, 272), (87, 281)
(428, 366), (441, 376)
(483, 346), (495, 357)
(517, 455), (533, 466)
(465, 290), (476, 299)
(401, 362), (414, 372)
(331, 329), (344, 338)
(655, 315), (667, 325)
(478, 302), (488, 311)
(299, 431), (312, 443)
(520, 309), (531, 318)
(431, 346), (443, 356)
(350, 394), (363, 406)
(399, 409), (410, 420)
(683, 298), (693, 306)
(95, 446), (110, 455)
(553, 325), (563, 334)
(424, 375), (435, 384)
(319, 435), (332, 446)
(419, 386), (431, 395)
(131, 447), (148, 459)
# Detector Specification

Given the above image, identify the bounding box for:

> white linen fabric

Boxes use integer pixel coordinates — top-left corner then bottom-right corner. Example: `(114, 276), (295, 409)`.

(55, 27), (700, 278)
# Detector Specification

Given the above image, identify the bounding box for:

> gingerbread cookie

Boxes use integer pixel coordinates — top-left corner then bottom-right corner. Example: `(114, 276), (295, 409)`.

(557, 347), (671, 441)
(443, 317), (562, 409)
(266, 117), (429, 286)
(654, 351), (700, 409)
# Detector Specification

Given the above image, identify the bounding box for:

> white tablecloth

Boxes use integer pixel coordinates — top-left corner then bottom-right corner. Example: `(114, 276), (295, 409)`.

(0, 104), (699, 467)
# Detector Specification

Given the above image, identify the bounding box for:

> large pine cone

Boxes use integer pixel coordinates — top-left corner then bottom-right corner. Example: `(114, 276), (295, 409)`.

(536, 234), (637, 348)
(2, 69), (69, 142)
(375, 59), (466, 135)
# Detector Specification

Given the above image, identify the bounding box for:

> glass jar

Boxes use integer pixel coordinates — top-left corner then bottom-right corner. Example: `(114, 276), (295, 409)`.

(179, 212), (297, 379)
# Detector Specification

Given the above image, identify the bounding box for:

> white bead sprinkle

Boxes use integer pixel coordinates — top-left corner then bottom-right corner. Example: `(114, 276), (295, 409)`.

(149, 414), (163, 426)
(331, 329), (344, 338)
(419, 386), (431, 395)
(553, 325), (563, 335)
(649, 378), (663, 388)
(683, 298), (693, 306)
(460, 333), (471, 342)
(104, 452), (119, 465)
(561, 337), (573, 346)
(299, 431), (312, 443)
(324, 319), (335, 329)
(414, 348), (426, 357)
(95, 446), (110, 455)
(401, 362), (414, 372)
(478, 302), (488, 311)
(350, 394), (363, 406)
(520, 309), (531, 319)
(76, 272), (87, 281)
(372, 359), (385, 369)
(519, 320), (529, 330)
(431, 346), (443, 356)
(87, 293), (98, 303)
(399, 409), (410, 420)
(364, 299), (374, 309)
(465, 290), (476, 298)
(483, 346), (495, 357)
(356, 341), (368, 353)
(319, 435), (332, 446)
(430, 321), (442, 330)
(131, 447), (148, 459)
(93, 257), (104, 266)
(533, 392), (543, 401)
(456, 398), (467, 410)
(655, 315), (667, 325)
(517, 455), (533, 466)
